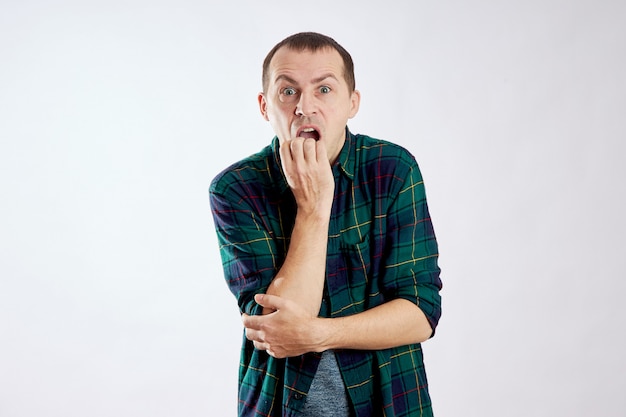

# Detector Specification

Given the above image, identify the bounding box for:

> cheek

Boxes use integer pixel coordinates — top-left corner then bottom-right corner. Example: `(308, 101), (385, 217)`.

(266, 104), (284, 120)
(269, 110), (291, 128)
(267, 114), (292, 139)
(268, 100), (293, 118)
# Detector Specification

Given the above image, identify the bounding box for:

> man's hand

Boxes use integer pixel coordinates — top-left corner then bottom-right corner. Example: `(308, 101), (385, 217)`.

(242, 294), (327, 359)
(242, 294), (434, 358)
(279, 137), (334, 217)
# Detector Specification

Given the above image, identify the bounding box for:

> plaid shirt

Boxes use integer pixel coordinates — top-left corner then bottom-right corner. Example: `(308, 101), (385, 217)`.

(209, 130), (442, 417)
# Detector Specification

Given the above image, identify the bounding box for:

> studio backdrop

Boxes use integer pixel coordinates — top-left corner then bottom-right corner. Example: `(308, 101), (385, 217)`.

(1, 1), (624, 416)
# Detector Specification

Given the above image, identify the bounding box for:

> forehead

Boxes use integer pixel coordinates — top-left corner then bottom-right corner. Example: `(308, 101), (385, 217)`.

(268, 46), (345, 84)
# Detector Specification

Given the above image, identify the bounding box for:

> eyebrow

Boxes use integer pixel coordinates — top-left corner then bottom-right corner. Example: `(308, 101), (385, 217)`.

(274, 73), (339, 85)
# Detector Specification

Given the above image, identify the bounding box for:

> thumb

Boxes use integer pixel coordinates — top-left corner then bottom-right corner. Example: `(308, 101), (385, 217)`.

(254, 293), (286, 311)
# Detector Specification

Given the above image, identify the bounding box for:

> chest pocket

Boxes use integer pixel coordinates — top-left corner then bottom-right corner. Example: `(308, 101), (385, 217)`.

(335, 234), (382, 315)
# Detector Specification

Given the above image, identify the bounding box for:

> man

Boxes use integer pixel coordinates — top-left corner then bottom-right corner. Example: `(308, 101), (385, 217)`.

(209, 32), (442, 417)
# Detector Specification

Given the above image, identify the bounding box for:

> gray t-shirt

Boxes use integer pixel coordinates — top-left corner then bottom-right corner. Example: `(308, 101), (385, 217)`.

(300, 350), (353, 416)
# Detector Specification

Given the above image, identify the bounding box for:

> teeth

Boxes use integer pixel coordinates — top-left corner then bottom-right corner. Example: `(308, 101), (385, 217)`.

(303, 128), (315, 132)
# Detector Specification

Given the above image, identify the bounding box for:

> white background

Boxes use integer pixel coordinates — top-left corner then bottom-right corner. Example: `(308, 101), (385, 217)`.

(1, 1), (625, 416)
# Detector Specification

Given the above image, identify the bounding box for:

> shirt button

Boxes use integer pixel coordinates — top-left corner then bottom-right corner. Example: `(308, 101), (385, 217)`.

(294, 393), (303, 400)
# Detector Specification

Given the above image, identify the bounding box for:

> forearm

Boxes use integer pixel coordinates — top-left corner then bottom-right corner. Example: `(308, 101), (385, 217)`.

(264, 211), (329, 316)
(261, 136), (333, 317)
(243, 295), (433, 358)
(318, 299), (433, 351)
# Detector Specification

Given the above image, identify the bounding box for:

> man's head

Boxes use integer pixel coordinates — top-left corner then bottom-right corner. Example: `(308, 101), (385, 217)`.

(262, 32), (356, 94)
(258, 32), (360, 164)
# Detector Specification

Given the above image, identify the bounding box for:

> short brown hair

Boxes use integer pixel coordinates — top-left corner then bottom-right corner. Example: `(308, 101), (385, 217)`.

(262, 32), (356, 93)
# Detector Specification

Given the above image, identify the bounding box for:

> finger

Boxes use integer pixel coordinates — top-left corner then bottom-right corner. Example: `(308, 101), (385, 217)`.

(254, 341), (275, 357)
(245, 326), (266, 344)
(241, 313), (262, 331)
(302, 137), (317, 161)
(289, 137), (306, 164)
(278, 138), (293, 170)
(253, 340), (268, 351)
(315, 139), (328, 163)
(254, 293), (288, 311)
(279, 137), (293, 159)
(245, 327), (255, 341)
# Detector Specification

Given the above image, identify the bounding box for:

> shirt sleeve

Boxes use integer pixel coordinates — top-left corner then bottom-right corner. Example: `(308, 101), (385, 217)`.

(209, 183), (281, 317)
(381, 157), (443, 334)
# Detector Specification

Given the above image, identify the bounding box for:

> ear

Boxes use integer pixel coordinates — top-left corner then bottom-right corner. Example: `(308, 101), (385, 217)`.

(348, 90), (361, 119)
(258, 93), (269, 121)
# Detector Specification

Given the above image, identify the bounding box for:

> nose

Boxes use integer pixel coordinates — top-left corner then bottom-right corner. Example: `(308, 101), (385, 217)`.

(295, 92), (317, 117)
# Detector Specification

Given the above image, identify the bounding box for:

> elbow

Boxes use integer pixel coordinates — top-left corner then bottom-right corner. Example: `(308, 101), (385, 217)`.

(414, 322), (434, 343)
(265, 276), (322, 317)
(412, 302), (436, 343)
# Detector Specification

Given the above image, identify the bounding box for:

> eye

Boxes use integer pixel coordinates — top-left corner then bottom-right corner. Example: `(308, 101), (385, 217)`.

(283, 87), (297, 96)
(319, 86), (331, 94)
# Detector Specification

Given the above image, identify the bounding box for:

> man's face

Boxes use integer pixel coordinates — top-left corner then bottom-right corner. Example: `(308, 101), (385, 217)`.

(258, 46), (360, 164)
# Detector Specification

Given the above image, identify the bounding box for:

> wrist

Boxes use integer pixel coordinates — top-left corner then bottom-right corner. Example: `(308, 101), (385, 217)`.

(313, 316), (342, 352)
(294, 209), (331, 229)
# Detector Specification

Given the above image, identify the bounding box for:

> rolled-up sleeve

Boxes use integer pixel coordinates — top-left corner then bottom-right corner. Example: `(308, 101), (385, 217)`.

(381, 159), (443, 334)
(209, 184), (278, 316)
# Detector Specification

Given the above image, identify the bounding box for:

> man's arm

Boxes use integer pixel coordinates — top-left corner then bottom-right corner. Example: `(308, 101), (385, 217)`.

(243, 294), (432, 358)
(262, 137), (334, 316)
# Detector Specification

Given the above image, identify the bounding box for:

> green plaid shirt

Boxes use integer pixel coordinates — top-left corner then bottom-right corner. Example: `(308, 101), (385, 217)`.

(209, 130), (442, 417)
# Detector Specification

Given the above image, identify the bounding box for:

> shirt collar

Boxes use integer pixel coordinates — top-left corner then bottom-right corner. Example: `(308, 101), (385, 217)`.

(336, 127), (355, 180)
(270, 137), (290, 194)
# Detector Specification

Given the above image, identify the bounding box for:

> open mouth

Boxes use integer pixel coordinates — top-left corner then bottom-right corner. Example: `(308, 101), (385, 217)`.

(298, 127), (321, 141)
